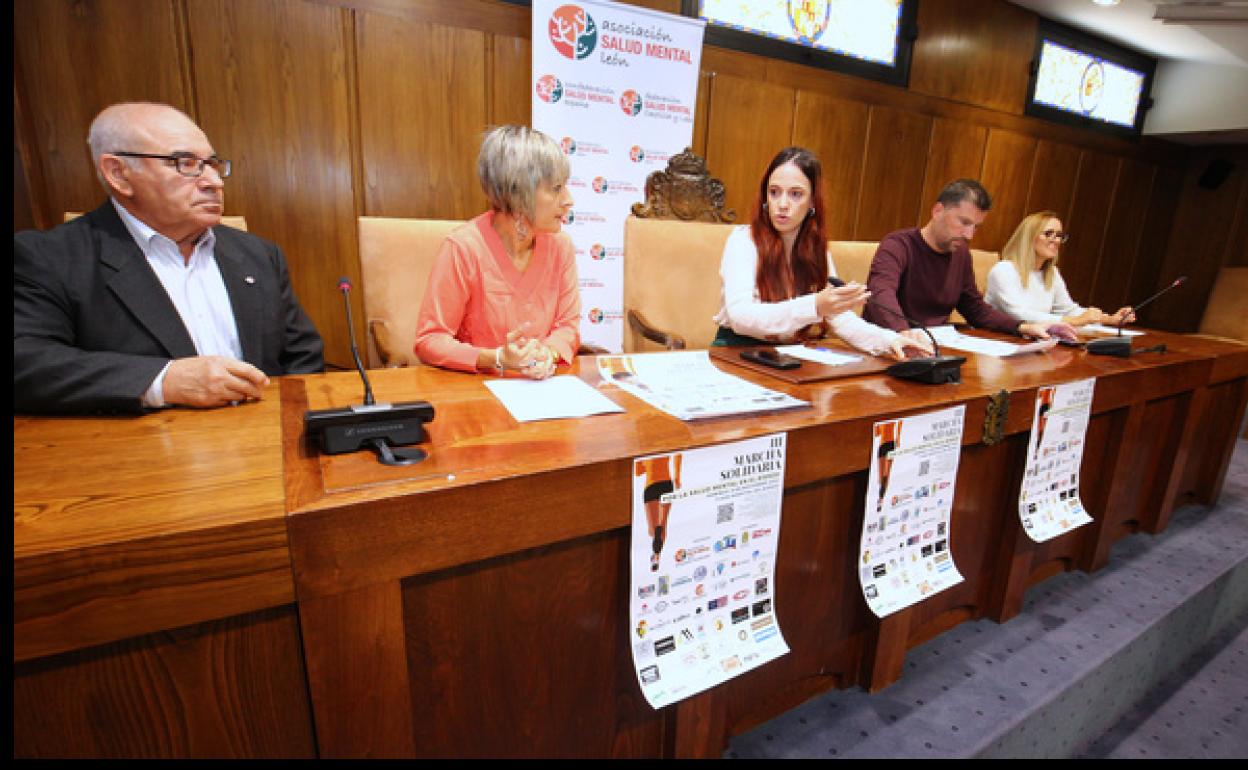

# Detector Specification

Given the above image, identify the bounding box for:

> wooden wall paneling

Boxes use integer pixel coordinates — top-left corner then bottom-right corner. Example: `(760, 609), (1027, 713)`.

(1221, 146), (1248, 268)
(356, 11), (489, 219)
(791, 90), (870, 240)
(1061, 150), (1120, 301)
(1130, 162), (1185, 327)
(319, 0), (527, 37)
(976, 129), (1037, 252)
(189, 0), (361, 370)
(1025, 140), (1081, 219)
(13, 85), (41, 233)
(703, 74), (796, 221)
(919, 117), (988, 227)
(691, 69), (714, 159)
(854, 105), (932, 241)
(491, 35), (532, 127)
(909, 0), (1037, 115)
(1091, 158), (1156, 312)
(1152, 146), (1248, 331)
(12, 0), (191, 224)
(13, 607), (316, 758)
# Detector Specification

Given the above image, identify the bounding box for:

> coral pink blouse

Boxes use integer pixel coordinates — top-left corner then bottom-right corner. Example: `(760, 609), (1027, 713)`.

(413, 212), (581, 373)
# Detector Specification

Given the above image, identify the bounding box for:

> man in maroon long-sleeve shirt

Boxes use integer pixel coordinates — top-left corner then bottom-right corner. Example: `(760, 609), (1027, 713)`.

(864, 179), (1061, 340)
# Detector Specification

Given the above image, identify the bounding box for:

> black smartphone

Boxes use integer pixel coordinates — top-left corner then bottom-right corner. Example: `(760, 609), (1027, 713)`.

(740, 348), (802, 370)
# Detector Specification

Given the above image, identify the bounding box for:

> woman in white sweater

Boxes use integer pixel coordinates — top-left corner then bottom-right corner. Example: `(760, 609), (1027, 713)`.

(712, 147), (931, 360)
(986, 211), (1134, 327)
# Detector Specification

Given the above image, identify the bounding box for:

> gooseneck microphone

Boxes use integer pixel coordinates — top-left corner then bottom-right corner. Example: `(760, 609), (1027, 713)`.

(830, 277), (965, 384)
(303, 277), (435, 466)
(1087, 275), (1187, 358)
(339, 277), (376, 406)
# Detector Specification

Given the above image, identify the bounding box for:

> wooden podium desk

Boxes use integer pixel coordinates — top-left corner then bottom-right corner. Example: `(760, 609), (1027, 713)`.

(13, 383), (317, 757)
(14, 330), (1248, 758)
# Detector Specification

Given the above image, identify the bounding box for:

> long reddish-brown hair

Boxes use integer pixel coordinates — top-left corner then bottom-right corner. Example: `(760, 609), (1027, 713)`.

(751, 147), (828, 302)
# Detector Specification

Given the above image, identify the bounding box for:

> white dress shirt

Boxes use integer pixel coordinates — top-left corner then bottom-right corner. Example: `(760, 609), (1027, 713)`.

(112, 199), (243, 407)
(984, 261), (1084, 325)
(713, 225), (900, 355)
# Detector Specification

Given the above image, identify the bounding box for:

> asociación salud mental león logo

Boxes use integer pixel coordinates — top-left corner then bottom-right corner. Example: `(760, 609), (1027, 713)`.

(590, 243), (606, 260)
(560, 136), (577, 155)
(629, 145), (645, 163)
(549, 4), (597, 60)
(620, 89), (642, 116)
(592, 176), (609, 194)
(588, 308), (605, 324)
(535, 75), (564, 103)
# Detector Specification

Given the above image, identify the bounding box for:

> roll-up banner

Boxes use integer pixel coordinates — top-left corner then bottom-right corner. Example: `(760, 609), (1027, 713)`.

(532, 0), (705, 352)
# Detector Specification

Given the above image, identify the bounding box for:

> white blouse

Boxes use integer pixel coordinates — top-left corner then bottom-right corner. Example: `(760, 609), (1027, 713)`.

(712, 226), (900, 356)
(984, 261), (1083, 324)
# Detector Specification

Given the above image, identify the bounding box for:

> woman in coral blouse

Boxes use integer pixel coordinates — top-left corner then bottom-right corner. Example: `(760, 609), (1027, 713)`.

(414, 125), (580, 378)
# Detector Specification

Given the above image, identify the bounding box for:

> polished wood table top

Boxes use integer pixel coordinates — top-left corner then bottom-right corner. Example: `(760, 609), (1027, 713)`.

(279, 328), (1247, 597)
(13, 382), (293, 662)
(15, 329), (1247, 661)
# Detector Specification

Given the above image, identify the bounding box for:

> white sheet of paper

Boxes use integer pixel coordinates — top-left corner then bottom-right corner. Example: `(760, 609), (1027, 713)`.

(929, 326), (1057, 357)
(775, 344), (863, 367)
(485, 375), (625, 422)
(1078, 324), (1144, 337)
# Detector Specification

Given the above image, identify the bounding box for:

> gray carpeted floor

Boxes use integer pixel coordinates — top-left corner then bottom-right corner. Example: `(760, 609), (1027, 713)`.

(728, 438), (1248, 759)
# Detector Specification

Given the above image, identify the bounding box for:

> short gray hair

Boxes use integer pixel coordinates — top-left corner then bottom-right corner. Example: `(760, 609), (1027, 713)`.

(477, 125), (569, 220)
(936, 178), (993, 212)
(86, 102), (191, 187)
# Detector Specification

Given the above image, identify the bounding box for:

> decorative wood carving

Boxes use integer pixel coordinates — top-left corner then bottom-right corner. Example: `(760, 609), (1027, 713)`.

(631, 148), (736, 223)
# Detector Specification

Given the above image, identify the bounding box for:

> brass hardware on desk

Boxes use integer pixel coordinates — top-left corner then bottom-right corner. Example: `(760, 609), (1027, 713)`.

(983, 390), (1010, 445)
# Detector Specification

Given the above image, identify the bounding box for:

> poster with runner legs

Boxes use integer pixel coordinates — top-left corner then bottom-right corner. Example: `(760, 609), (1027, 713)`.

(629, 433), (789, 708)
(859, 406), (967, 618)
(1019, 378), (1095, 542)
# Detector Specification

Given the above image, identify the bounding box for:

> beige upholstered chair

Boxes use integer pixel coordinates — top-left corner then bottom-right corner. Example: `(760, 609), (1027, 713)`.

(1198, 267), (1248, 344)
(623, 217), (736, 352)
(623, 149), (738, 352)
(357, 216), (462, 368)
(64, 211), (249, 231)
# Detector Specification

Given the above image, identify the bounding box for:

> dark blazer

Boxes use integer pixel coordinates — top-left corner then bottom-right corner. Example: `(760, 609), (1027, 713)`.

(14, 202), (324, 414)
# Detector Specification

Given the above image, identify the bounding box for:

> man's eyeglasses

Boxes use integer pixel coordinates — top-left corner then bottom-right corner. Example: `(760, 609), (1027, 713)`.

(112, 151), (232, 179)
(1040, 229), (1070, 244)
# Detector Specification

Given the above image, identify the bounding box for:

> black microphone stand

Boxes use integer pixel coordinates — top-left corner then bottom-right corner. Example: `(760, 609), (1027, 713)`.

(303, 278), (435, 466)
(830, 278), (965, 384)
(1087, 276), (1186, 358)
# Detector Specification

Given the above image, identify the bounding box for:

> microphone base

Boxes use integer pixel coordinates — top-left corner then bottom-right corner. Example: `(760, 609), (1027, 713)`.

(886, 355), (966, 384)
(305, 400), (435, 455)
(1087, 337), (1132, 358)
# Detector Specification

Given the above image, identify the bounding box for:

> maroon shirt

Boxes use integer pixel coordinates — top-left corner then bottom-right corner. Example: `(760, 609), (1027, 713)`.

(863, 228), (1019, 335)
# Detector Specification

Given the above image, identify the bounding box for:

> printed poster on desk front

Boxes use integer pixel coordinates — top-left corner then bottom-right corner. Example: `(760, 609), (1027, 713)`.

(629, 433), (790, 709)
(532, 0), (705, 353)
(1019, 378), (1096, 543)
(859, 406), (966, 618)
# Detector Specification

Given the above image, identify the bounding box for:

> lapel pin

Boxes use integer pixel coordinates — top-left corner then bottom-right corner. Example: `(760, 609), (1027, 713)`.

(244, 276), (256, 284)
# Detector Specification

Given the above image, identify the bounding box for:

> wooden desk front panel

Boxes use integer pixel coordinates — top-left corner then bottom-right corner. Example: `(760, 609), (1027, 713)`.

(282, 331), (1247, 758)
(13, 605), (315, 758)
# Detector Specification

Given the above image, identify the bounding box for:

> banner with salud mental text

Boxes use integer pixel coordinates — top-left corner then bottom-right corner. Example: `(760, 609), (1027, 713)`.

(532, 0), (705, 352)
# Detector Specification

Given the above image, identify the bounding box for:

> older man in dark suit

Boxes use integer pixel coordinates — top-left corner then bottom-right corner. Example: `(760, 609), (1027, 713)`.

(14, 102), (322, 414)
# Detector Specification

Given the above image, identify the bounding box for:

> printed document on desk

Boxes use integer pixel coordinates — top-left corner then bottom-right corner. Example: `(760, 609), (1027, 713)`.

(929, 326), (1057, 357)
(597, 351), (809, 421)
